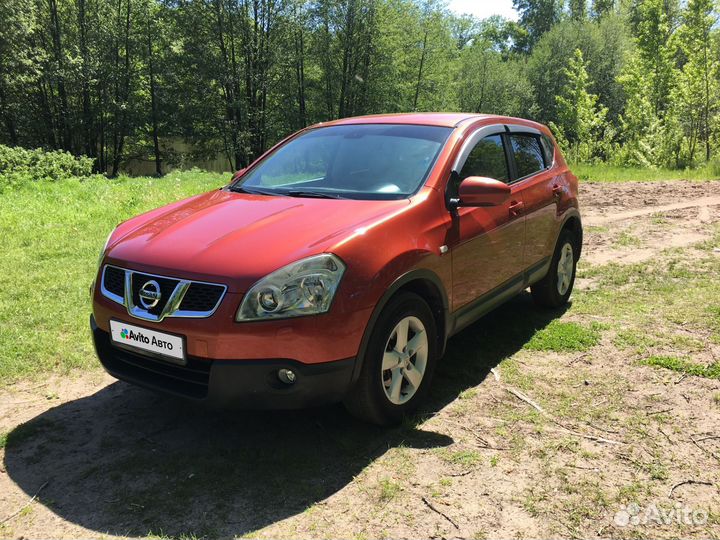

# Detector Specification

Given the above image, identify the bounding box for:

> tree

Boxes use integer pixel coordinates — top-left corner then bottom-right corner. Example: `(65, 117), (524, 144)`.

(630, 0), (679, 116)
(592, 0), (615, 19)
(513, 0), (563, 51)
(457, 40), (533, 117)
(569, 0), (588, 21)
(672, 0), (719, 162)
(551, 49), (609, 162)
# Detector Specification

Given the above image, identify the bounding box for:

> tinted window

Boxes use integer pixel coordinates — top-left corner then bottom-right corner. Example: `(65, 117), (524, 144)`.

(540, 135), (555, 166)
(510, 134), (545, 179)
(459, 134), (509, 182)
(235, 124), (452, 200)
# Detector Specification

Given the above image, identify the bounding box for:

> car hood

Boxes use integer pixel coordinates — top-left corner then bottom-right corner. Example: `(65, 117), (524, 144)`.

(106, 189), (410, 290)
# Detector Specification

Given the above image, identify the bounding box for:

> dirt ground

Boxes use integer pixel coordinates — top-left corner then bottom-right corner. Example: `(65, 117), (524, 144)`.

(1, 180), (719, 540)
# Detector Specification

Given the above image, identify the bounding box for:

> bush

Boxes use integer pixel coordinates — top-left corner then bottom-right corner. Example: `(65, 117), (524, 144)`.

(0, 145), (94, 190)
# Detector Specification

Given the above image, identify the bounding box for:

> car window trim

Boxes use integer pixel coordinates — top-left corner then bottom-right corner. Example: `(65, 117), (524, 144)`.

(451, 123), (508, 177)
(504, 126), (550, 184)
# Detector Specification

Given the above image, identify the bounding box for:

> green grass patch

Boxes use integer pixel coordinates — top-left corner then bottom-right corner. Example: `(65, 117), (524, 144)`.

(573, 162), (720, 183)
(524, 321), (602, 352)
(641, 355), (720, 380)
(437, 449), (482, 467)
(377, 478), (402, 502)
(614, 231), (642, 248)
(0, 170), (225, 382)
(0, 431), (7, 449)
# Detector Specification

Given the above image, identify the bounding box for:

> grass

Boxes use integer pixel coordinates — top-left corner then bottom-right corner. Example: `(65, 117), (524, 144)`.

(573, 162), (720, 183)
(641, 355), (720, 380)
(0, 170), (225, 382)
(377, 478), (402, 502)
(524, 321), (603, 352)
(437, 449), (483, 467)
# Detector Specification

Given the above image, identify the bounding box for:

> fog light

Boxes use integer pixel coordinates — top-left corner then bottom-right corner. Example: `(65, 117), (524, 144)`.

(278, 368), (296, 384)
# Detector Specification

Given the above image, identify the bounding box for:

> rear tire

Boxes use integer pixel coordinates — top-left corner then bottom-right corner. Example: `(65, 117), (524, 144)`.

(531, 229), (578, 308)
(344, 292), (438, 426)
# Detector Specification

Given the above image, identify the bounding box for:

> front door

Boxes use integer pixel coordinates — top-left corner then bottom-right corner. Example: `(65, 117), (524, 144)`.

(448, 129), (526, 312)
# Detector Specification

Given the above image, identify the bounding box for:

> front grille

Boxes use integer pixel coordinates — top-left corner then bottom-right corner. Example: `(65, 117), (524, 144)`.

(179, 283), (225, 313)
(131, 272), (180, 316)
(103, 266), (125, 298)
(100, 265), (227, 321)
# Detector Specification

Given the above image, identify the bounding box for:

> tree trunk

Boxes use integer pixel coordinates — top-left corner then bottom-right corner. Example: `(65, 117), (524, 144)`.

(413, 30), (428, 111)
(147, 19), (162, 176)
(48, 0), (72, 151)
(294, 27), (306, 128)
(111, 0), (132, 177)
(77, 0), (95, 159)
(0, 83), (19, 145)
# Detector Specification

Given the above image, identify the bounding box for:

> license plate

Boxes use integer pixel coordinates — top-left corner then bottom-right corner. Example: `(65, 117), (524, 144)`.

(109, 320), (185, 363)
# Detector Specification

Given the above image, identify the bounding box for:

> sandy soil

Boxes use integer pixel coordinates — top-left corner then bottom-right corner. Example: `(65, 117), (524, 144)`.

(1, 180), (719, 540)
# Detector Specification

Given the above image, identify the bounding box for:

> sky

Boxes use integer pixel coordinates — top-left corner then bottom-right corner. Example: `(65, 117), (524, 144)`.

(447, 0), (519, 21)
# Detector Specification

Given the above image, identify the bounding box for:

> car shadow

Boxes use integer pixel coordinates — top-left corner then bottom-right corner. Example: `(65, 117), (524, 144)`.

(4, 291), (566, 538)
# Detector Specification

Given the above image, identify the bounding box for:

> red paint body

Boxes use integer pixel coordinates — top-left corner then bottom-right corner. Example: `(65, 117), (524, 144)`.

(92, 113), (580, 375)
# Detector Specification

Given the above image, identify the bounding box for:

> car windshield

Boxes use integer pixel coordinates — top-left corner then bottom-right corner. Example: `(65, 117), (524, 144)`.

(232, 124), (452, 200)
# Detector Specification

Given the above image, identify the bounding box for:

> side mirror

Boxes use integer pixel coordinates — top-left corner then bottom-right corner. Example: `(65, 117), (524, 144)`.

(231, 168), (247, 182)
(455, 176), (510, 208)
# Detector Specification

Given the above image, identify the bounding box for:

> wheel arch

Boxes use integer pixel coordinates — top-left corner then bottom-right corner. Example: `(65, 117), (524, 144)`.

(350, 269), (450, 385)
(560, 212), (583, 258)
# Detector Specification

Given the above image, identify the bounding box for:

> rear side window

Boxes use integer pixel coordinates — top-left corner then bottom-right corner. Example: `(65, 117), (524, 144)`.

(459, 134), (509, 182)
(509, 134), (544, 179)
(540, 135), (555, 166)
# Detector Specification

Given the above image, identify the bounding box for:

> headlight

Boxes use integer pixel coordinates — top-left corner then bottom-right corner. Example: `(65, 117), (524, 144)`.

(236, 254), (346, 321)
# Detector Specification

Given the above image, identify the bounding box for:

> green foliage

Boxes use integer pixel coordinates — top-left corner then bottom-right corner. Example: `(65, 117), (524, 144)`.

(524, 321), (603, 352)
(670, 0), (720, 164)
(642, 355), (720, 380)
(0, 145), (94, 190)
(457, 41), (533, 116)
(551, 49), (610, 163)
(0, 0), (718, 172)
(572, 162), (720, 182)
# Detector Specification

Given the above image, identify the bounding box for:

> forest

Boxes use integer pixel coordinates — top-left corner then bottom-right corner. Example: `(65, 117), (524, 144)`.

(0, 0), (718, 175)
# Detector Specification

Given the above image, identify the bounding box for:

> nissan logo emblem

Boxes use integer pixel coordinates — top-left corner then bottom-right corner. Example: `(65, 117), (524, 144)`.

(138, 280), (162, 309)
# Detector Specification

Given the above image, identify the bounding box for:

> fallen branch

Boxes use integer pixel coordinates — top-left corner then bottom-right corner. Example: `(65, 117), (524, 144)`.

(586, 421), (620, 434)
(694, 435), (720, 443)
(668, 480), (714, 498)
(691, 436), (720, 462)
(421, 496), (459, 530)
(647, 408), (673, 416)
(506, 388), (544, 413)
(447, 469), (474, 477)
(555, 424), (624, 446)
(0, 481), (48, 525)
(507, 386), (625, 445)
(567, 352), (590, 366)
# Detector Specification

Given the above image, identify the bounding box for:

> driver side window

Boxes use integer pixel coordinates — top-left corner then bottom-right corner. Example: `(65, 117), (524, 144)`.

(459, 134), (509, 182)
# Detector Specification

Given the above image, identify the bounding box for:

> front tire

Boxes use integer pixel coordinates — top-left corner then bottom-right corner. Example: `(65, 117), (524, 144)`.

(531, 229), (578, 308)
(344, 292), (438, 426)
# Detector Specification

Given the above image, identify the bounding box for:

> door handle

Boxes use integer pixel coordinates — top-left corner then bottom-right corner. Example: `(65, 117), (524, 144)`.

(509, 200), (524, 216)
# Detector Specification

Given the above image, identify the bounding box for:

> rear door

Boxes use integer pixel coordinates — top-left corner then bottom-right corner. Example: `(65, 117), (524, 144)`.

(448, 127), (526, 312)
(505, 126), (559, 271)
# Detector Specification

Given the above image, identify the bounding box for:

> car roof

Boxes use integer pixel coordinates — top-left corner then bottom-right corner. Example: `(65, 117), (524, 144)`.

(311, 112), (547, 130)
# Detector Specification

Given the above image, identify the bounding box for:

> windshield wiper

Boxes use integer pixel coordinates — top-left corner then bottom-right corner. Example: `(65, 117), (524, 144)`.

(228, 185), (283, 197)
(283, 190), (347, 199)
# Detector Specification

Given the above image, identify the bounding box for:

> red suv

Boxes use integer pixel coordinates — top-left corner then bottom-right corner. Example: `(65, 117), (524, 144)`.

(91, 113), (581, 425)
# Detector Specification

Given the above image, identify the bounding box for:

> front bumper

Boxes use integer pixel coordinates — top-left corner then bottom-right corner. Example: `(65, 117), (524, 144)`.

(91, 315), (355, 408)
